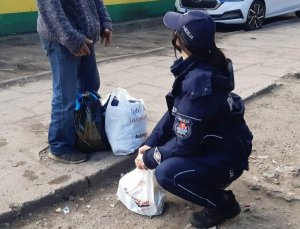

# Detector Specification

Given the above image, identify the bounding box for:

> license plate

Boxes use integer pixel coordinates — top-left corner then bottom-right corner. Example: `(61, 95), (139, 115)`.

(186, 8), (207, 13)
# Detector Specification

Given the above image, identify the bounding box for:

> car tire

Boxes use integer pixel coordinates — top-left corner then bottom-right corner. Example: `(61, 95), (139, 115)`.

(296, 11), (300, 17)
(244, 0), (266, 30)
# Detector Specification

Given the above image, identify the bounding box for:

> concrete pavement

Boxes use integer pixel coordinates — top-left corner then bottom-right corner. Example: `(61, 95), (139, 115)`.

(0, 18), (300, 224)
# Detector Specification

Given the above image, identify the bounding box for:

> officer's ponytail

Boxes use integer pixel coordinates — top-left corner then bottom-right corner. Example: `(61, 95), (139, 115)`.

(209, 43), (228, 75)
(177, 34), (228, 75)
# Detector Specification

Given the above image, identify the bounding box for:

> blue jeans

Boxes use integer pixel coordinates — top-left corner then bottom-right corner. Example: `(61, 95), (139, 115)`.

(40, 38), (100, 155)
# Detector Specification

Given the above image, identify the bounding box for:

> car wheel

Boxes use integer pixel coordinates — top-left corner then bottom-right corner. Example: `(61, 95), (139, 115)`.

(296, 11), (300, 17)
(244, 0), (265, 30)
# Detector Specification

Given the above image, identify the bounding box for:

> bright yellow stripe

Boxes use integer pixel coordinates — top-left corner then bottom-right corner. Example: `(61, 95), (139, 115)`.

(105, 0), (158, 5)
(0, 0), (159, 14)
(0, 0), (37, 14)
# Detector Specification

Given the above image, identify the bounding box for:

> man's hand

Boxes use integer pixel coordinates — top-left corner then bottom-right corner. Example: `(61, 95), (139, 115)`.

(74, 38), (93, 56)
(135, 145), (151, 170)
(101, 29), (112, 47)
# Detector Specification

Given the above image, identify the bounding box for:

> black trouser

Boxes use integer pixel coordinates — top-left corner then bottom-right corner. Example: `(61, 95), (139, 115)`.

(155, 156), (243, 209)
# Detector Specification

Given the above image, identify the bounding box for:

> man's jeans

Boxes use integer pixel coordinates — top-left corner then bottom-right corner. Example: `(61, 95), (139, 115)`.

(40, 38), (100, 155)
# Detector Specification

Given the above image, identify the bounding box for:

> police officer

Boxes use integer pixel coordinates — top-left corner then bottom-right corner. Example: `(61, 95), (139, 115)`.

(135, 11), (253, 228)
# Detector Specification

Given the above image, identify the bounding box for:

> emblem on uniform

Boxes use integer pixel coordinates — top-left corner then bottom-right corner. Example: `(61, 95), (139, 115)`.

(174, 116), (192, 139)
(153, 147), (161, 165)
(227, 94), (235, 112)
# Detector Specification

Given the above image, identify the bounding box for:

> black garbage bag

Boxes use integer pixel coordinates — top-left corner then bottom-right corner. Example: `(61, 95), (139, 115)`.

(74, 91), (109, 153)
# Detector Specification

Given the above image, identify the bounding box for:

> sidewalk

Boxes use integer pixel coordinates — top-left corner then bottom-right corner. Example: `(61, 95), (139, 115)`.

(0, 18), (300, 223)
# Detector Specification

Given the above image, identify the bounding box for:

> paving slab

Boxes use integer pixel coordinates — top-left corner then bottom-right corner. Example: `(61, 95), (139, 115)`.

(0, 18), (300, 223)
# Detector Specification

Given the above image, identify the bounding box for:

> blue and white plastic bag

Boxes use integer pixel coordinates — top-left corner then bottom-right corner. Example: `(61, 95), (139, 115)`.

(105, 88), (147, 155)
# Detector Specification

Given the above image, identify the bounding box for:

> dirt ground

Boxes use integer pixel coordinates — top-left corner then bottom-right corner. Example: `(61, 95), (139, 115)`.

(2, 75), (298, 229)
(242, 75), (300, 202)
(0, 19), (174, 83)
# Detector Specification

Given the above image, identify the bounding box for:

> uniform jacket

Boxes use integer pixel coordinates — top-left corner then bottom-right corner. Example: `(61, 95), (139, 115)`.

(143, 55), (253, 170)
(36, 0), (112, 53)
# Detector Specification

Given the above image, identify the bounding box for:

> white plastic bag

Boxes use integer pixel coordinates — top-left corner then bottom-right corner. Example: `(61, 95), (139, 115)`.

(117, 168), (165, 217)
(105, 88), (147, 155)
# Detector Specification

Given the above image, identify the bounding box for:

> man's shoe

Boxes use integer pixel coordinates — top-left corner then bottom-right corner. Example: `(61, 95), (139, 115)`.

(189, 190), (241, 228)
(48, 149), (88, 164)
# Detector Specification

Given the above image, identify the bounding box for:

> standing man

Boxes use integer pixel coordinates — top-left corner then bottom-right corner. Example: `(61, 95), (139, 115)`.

(36, 0), (112, 163)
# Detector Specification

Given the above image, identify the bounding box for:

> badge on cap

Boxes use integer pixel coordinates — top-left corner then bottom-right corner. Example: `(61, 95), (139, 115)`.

(182, 25), (194, 40)
(174, 116), (192, 139)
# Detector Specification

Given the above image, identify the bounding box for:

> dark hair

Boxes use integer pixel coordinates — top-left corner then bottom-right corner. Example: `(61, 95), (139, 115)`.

(209, 43), (228, 75)
(177, 33), (228, 75)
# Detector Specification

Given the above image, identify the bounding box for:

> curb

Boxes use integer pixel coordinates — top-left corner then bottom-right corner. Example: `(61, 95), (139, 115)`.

(242, 179), (300, 203)
(243, 73), (300, 103)
(0, 154), (135, 224)
(243, 83), (278, 103)
(0, 47), (166, 88)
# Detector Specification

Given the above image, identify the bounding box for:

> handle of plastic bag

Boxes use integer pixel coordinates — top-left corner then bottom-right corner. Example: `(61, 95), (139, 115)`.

(109, 88), (139, 106)
(75, 91), (100, 111)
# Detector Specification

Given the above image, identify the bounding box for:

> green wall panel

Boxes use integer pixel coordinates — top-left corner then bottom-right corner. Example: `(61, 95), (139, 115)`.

(0, 11), (37, 35)
(107, 1), (174, 22)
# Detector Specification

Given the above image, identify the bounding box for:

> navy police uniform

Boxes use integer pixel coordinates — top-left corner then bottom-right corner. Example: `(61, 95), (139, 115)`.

(143, 55), (253, 209)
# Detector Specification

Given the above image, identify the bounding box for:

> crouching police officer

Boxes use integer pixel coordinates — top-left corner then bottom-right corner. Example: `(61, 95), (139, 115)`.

(135, 10), (253, 228)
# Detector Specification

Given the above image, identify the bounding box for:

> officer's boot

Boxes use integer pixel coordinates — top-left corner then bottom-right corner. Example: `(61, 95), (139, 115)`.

(189, 190), (241, 228)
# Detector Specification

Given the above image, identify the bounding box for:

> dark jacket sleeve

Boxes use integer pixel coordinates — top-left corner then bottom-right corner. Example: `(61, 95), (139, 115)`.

(144, 111), (174, 147)
(143, 70), (224, 169)
(94, 0), (112, 31)
(36, 0), (86, 53)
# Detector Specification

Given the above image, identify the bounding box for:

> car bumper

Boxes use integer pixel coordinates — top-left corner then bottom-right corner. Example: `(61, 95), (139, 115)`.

(175, 1), (253, 24)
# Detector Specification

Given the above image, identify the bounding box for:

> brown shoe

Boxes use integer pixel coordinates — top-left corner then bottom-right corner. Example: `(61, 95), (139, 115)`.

(48, 149), (88, 164)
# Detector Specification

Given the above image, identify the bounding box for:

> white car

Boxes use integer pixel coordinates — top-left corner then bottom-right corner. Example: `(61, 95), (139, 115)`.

(175, 0), (300, 30)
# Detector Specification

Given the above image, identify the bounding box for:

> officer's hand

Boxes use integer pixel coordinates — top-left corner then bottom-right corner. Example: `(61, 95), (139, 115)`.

(135, 153), (148, 170)
(138, 145), (151, 155)
(74, 39), (93, 56)
(101, 29), (112, 47)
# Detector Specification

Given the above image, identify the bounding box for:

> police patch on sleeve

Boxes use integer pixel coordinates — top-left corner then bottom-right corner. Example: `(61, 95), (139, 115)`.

(153, 147), (161, 165)
(174, 116), (193, 139)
